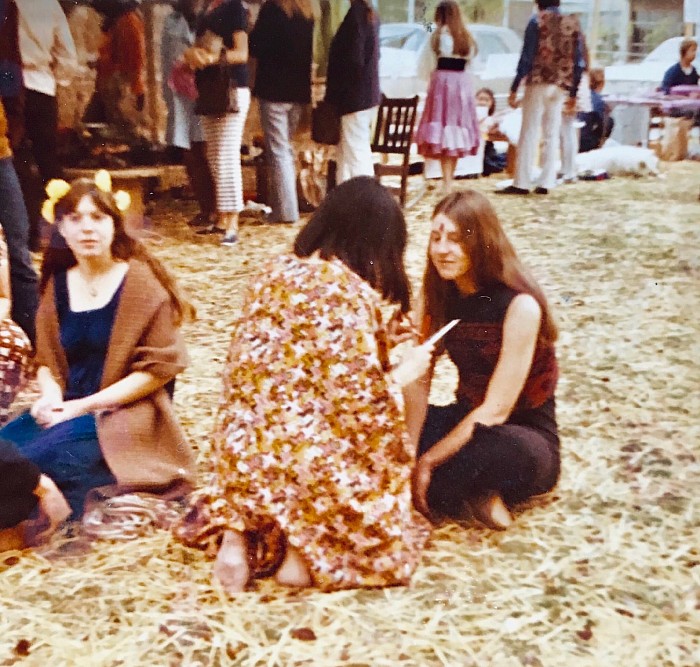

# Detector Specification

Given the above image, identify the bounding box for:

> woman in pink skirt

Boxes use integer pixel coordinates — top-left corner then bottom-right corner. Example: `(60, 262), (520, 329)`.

(416, 0), (480, 192)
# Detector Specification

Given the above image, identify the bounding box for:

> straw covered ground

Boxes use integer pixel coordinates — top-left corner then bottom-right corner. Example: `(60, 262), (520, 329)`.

(0, 162), (698, 667)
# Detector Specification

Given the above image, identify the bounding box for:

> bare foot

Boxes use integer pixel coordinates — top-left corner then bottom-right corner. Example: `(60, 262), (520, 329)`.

(213, 530), (250, 594)
(471, 492), (513, 530)
(275, 546), (311, 588)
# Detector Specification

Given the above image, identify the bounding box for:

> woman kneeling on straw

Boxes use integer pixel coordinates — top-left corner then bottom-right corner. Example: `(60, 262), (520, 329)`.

(175, 177), (433, 593)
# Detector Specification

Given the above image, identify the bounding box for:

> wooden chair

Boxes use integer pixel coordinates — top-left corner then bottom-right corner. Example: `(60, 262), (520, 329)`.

(371, 95), (424, 208)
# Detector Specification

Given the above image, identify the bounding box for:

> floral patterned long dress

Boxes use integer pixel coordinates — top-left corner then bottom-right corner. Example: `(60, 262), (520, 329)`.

(177, 254), (431, 591)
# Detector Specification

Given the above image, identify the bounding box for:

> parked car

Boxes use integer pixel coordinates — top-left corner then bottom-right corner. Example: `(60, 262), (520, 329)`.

(605, 36), (700, 97)
(379, 23), (522, 106)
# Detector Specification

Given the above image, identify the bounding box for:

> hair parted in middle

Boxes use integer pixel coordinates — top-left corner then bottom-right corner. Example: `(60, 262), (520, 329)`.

(431, 0), (477, 59)
(41, 178), (195, 324)
(422, 190), (557, 343)
(293, 176), (411, 312)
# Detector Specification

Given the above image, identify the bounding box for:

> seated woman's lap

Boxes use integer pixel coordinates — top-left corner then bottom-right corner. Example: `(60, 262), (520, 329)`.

(419, 403), (558, 516)
(0, 413), (116, 517)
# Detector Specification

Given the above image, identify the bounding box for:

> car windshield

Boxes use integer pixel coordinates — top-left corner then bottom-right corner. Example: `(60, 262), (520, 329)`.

(379, 25), (428, 51)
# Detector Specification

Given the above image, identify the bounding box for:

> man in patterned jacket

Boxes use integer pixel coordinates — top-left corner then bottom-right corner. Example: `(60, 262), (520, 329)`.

(498, 0), (584, 196)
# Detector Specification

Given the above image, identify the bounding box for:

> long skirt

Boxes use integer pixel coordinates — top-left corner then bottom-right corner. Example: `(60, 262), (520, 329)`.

(416, 69), (481, 159)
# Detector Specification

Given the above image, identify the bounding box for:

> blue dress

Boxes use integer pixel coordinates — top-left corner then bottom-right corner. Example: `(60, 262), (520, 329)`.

(0, 272), (124, 518)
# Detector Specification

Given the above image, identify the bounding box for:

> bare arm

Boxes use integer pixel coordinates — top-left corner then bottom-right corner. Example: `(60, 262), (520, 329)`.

(41, 371), (170, 429)
(420, 294), (542, 469)
(412, 295), (541, 517)
(224, 30), (248, 65)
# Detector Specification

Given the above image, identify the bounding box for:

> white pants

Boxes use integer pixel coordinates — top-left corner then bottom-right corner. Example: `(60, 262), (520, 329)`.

(560, 112), (579, 181)
(201, 87), (251, 213)
(336, 107), (376, 184)
(515, 84), (565, 191)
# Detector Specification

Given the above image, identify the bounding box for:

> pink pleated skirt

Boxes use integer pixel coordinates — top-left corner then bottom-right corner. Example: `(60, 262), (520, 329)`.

(416, 68), (481, 159)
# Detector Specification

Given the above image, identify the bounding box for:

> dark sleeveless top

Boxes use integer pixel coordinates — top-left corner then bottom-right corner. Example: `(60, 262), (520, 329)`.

(55, 271), (125, 401)
(442, 283), (559, 440)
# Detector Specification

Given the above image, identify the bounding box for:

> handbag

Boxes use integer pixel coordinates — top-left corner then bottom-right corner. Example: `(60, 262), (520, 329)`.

(194, 51), (239, 116)
(312, 100), (341, 145)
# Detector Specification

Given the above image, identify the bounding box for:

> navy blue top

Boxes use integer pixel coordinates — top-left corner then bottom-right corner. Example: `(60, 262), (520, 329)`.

(249, 1), (314, 103)
(325, 1), (380, 115)
(511, 7), (584, 98)
(55, 271), (124, 400)
(197, 0), (249, 88)
(660, 62), (699, 94)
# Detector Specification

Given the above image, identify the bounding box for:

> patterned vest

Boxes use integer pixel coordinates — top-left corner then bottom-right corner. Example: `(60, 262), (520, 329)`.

(528, 11), (580, 92)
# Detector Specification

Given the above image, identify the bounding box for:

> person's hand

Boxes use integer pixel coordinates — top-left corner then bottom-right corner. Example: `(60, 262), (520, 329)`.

(32, 475), (71, 543)
(386, 309), (418, 346)
(508, 91), (519, 108)
(31, 390), (63, 427)
(564, 97), (577, 116)
(391, 341), (434, 387)
(39, 398), (88, 429)
(183, 46), (216, 70)
(136, 94), (145, 112)
(411, 456), (434, 519)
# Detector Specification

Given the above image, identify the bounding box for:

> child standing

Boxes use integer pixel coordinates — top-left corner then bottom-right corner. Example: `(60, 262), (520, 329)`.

(415, 0), (480, 193)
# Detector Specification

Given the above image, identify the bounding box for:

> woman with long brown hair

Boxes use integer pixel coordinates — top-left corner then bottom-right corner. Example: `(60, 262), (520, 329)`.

(249, 0), (317, 223)
(176, 178), (432, 594)
(0, 175), (196, 520)
(415, 0), (480, 192)
(407, 190), (560, 529)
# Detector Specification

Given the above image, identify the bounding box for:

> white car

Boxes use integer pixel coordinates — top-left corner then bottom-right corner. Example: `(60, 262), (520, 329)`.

(379, 22), (522, 106)
(605, 36), (700, 97)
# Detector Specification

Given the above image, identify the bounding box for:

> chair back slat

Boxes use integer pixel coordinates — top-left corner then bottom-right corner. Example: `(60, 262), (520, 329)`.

(371, 95), (419, 155)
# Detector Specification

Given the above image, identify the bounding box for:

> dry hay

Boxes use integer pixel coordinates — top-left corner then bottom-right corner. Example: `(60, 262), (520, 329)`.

(1, 163), (699, 667)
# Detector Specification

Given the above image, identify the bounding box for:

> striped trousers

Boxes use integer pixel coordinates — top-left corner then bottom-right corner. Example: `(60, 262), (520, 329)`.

(201, 87), (251, 213)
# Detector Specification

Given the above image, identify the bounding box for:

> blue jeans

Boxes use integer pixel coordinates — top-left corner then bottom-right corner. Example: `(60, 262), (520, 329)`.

(0, 157), (39, 343)
(259, 100), (302, 222)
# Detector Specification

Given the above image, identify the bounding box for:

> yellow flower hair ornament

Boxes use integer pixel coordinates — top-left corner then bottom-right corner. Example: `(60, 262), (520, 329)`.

(41, 169), (131, 224)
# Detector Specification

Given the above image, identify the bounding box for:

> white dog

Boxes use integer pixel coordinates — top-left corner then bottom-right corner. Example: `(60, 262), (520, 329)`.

(575, 144), (660, 177)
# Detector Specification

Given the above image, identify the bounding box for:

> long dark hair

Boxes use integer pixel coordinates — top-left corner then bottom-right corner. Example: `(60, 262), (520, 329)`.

(294, 177), (411, 312)
(40, 179), (196, 324)
(431, 0), (477, 58)
(422, 190), (557, 343)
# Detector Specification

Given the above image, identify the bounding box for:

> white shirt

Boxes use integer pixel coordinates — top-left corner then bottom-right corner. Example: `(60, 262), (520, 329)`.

(15, 0), (78, 97)
(437, 27), (467, 60)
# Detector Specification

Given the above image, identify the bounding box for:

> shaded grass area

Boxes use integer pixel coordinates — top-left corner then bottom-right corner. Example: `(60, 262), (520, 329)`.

(0, 163), (698, 666)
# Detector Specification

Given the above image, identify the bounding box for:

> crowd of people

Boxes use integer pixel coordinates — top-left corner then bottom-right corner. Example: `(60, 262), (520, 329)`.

(0, 0), (695, 593)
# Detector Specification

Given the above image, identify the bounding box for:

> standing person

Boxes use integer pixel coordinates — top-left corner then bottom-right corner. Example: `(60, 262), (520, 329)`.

(13, 0), (78, 249)
(499, 0), (582, 196)
(660, 38), (698, 94)
(475, 87), (507, 176)
(249, 0), (316, 224)
(89, 0), (146, 142)
(415, 0), (480, 193)
(185, 0), (250, 246)
(176, 178), (432, 594)
(560, 39), (590, 183)
(0, 174), (196, 519)
(161, 0), (216, 228)
(408, 190), (560, 529)
(325, 0), (380, 184)
(0, 98), (39, 343)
